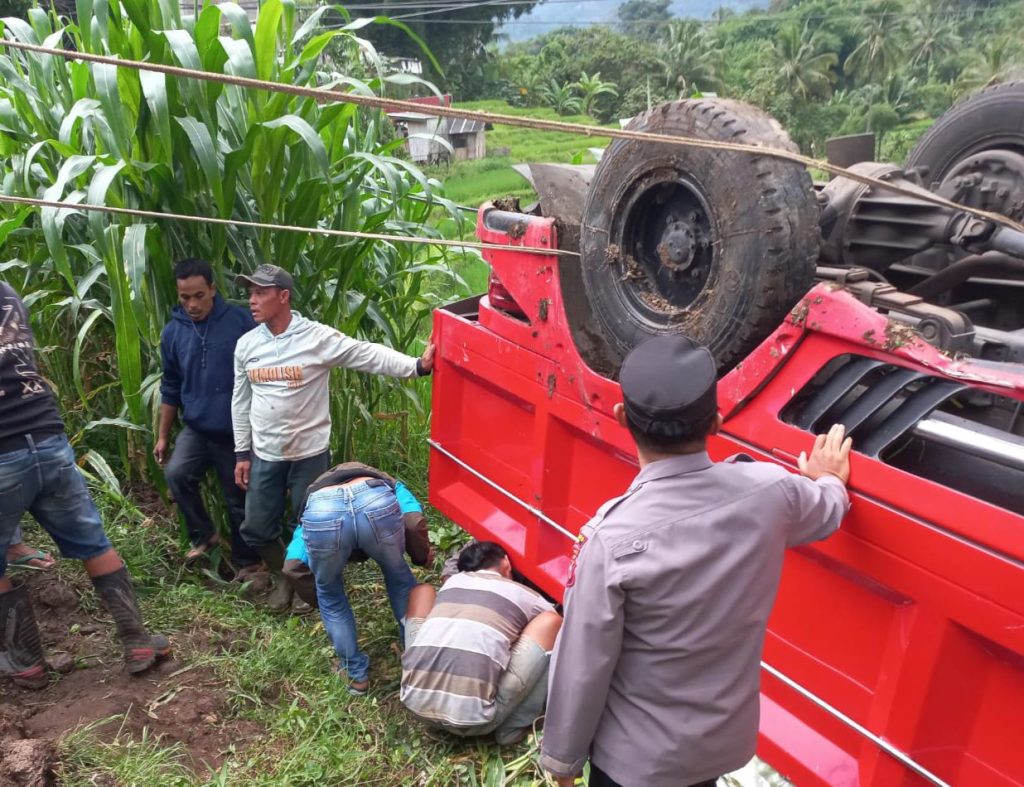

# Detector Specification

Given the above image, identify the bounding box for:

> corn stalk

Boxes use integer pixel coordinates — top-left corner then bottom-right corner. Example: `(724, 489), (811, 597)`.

(0, 0), (475, 478)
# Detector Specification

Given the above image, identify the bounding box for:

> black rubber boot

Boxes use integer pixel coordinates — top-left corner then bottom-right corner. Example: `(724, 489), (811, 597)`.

(90, 567), (170, 674)
(256, 542), (293, 611)
(257, 542), (285, 572)
(0, 582), (48, 689)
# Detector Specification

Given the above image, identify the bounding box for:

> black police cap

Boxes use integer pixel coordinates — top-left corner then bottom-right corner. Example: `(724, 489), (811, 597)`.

(620, 335), (718, 430)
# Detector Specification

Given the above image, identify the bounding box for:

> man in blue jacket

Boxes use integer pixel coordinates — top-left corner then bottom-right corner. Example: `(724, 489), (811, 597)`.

(155, 258), (261, 573)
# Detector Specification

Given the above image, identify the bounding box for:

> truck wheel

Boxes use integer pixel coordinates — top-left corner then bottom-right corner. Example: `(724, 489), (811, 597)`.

(906, 82), (1024, 185)
(580, 99), (819, 373)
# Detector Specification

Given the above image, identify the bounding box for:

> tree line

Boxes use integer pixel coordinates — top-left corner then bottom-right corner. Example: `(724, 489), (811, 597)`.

(460, 0), (1024, 154)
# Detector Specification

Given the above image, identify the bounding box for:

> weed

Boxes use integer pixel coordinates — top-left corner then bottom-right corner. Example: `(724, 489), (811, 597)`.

(432, 101), (614, 208)
(22, 461), (536, 786)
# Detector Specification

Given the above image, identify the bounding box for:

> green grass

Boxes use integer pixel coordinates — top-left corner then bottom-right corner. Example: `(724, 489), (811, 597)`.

(14, 414), (550, 786)
(432, 101), (614, 209)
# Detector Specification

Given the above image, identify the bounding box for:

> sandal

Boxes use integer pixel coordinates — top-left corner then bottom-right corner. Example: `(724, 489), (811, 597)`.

(184, 535), (220, 564)
(347, 679), (370, 697)
(6, 548), (56, 571)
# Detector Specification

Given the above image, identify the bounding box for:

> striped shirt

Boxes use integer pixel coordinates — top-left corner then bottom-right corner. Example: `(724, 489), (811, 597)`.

(401, 570), (553, 726)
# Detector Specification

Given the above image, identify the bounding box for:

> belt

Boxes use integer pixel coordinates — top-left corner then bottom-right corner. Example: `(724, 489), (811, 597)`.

(322, 477), (387, 491)
(0, 431), (61, 455)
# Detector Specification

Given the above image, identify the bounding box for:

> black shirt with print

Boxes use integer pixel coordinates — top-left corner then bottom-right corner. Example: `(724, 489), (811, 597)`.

(0, 282), (64, 442)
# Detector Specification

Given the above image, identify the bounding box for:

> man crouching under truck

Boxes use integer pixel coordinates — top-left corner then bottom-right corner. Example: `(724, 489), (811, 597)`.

(540, 335), (853, 787)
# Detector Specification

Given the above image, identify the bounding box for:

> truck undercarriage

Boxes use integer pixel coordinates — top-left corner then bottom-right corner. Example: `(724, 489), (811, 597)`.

(429, 87), (1024, 785)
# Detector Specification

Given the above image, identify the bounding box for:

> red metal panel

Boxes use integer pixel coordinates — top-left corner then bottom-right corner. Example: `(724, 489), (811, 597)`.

(428, 207), (1024, 786)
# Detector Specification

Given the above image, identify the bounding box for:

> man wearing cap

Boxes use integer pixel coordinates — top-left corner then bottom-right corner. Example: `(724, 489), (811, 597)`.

(231, 264), (434, 610)
(540, 335), (852, 787)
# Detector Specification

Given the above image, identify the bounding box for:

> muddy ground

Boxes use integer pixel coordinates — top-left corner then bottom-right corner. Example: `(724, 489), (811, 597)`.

(0, 569), (265, 786)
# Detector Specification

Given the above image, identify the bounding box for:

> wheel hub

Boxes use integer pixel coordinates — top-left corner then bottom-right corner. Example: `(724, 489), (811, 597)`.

(658, 221), (697, 271)
(618, 173), (715, 313)
(937, 149), (1024, 221)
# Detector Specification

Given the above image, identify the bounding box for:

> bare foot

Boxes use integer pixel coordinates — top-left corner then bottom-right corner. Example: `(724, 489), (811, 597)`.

(6, 543), (56, 570)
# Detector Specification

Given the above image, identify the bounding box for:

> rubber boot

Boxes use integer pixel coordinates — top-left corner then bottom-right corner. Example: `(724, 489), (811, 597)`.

(267, 574), (294, 612)
(257, 542), (285, 572)
(90, 567), (170, 674)
(257, 542), (293, 612)
(0, 582), (48, 689)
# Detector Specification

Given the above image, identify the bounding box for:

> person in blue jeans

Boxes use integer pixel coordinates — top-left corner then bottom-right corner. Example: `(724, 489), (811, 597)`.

(297, 464), (421, 695)
(0, 281), (169, 688)
(284, 470), (431, 609)
(230, 264), (433, 612)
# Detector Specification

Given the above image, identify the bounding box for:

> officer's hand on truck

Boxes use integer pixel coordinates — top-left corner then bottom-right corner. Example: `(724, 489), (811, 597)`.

(798, 423), (853, 484)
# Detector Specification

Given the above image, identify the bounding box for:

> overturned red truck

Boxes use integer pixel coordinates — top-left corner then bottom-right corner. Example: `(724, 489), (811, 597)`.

(429, 87), (1024, 786)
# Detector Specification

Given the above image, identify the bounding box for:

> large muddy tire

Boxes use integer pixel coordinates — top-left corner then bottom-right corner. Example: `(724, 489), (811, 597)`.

(580, 99), (820, 373)
(906, 82), (1024, 184)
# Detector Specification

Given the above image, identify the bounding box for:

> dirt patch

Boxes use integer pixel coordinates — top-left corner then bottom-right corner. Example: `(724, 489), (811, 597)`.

(0, 738), (57, 787)
(1, 572), (265, 779)
(122, 481), (174, 522)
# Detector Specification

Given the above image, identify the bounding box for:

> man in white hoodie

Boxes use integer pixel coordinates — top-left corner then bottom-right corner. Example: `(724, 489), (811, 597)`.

(231, 264), (434, 609)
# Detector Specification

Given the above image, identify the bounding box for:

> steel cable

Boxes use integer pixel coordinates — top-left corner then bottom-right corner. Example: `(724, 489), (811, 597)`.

(0, 38), (1022, 242)
(0, 194), (571, 256)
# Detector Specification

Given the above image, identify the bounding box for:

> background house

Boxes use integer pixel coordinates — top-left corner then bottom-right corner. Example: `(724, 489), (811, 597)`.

(389, 112), (448, 164)
(443, 118), (487, 161)
(386, 95), (490, 164)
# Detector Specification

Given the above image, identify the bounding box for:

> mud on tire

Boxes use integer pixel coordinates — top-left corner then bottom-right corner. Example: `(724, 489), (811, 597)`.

(579, 98), (820, 373)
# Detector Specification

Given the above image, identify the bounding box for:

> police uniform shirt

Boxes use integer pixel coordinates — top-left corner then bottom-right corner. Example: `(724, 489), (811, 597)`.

(540, 451), (850, 787)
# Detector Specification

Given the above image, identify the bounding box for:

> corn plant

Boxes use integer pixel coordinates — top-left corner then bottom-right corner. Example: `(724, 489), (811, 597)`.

(0, 0), (477, 477)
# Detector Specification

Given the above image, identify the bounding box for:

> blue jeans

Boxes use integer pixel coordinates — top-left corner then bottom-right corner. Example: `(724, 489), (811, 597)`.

(164, 426), (259, 566)
(0, 434), (112, 578)
(241, 451), (331, 550)
(301, 481), (417, 682)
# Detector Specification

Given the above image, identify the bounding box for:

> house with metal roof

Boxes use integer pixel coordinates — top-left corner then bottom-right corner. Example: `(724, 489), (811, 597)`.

(385, 95), (490, 163)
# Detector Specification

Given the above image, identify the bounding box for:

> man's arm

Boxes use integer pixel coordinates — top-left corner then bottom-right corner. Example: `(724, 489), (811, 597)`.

(395, 481), (433, 566)
(155, 329), (181, 465)
(154, 403), (177, 465)
(316, 323), (433, 378)
(231, 344), (253, 490)
(786, 423), (853, 546)
(541, 534), (624, 780)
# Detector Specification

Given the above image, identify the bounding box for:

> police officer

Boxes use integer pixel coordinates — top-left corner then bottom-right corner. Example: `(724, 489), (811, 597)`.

(540, 335), (852, 787)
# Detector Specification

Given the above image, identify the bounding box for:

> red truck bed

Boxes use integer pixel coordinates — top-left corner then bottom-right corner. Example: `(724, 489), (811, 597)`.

(429, 208), (1024, 786)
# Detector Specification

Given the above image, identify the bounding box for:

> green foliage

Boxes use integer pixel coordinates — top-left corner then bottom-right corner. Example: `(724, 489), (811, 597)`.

(657, 19), (724, 96)
(39, 480), (544, 786)
(541, 79), (583, 116)
(617, 0), (671, 39)
(0, 0), (476, 480)
(574, 71), (619, 118)
(955, 34), (1024, 96)
(0, 0), (29, 19)
(333, 0), (542, 101)
(843, 0), (908, 85)
(500, 26), (666, 121)
(766, 24), (838, 101)
(489, 0), (1024, 153)
(429, 101), (610, 209)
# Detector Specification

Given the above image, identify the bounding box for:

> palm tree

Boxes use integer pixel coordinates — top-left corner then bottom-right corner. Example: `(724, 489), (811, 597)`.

(767, 24), (839, 101)
(844, 0), (908, 85)
(955, 35), (1024, 96)
(657, 20), (724, 96)
(574, 71), (619, 117)
(907, 12), (960, 77)
(542, 80), (583, 115)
